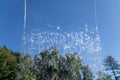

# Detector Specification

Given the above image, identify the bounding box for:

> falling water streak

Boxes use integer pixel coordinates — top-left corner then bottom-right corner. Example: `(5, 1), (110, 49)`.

(24, 0), (26, 31)
(94, 0), (98, 28)
(23, 0), (27, 46)
(21, 0), (27, 54)
(23, 0), (26, 44)
(94, 0), (103, 71)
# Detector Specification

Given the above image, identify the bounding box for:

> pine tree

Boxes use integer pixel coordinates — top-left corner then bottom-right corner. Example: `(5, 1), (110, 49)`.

(104, 56), (120, 80)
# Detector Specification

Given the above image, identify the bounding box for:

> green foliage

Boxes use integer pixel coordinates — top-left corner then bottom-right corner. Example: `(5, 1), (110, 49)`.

(0, 46), (19, 80)
(33, 47), (94, 80)
(1, 46), (120, 80)
(81, 64), (94, 80)
(18, 54), (35, 80)
(104, 56), (120, 80)
(0, 46), (95, 80)
(0, 46), (35, 80)
(104, 56), (120, 70)
(33, 47), (60, 80)
(59, 53), (82, 80)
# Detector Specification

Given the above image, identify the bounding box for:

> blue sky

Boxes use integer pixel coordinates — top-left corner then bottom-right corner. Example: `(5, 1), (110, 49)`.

(0, 0), (120, 63)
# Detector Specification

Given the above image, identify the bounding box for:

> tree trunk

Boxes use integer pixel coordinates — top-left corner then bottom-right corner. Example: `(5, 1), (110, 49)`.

(112, 68), (117, 80)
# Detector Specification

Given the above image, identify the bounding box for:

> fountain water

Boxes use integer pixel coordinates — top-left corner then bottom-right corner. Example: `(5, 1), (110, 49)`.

(22, 0), (103, 71)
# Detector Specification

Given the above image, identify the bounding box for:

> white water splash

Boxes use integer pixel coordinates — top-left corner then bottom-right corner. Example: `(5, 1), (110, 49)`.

(21, 0), (103, 71)
(22, 24), (102, 71)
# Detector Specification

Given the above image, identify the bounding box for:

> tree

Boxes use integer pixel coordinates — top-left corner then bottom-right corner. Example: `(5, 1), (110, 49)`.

(33, 47), (60, 80)
(104, 56), (120, 80)
(0, 46), (35, 80)
(60, 52), (82, 80)
(0, 46), (95, 80)
(18, 54), (35, 80)
(81, 64), (94, 80)
(0, 46), (19, 80)
(33, 47), (83, 80)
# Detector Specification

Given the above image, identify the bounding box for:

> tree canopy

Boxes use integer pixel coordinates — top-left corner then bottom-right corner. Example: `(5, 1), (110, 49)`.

(0, 46), (120, 80)
(104, 56), (120, 80)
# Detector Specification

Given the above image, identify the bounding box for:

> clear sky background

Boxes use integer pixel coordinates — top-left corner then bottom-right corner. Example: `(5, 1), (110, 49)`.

(0, 0), (120, 62)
